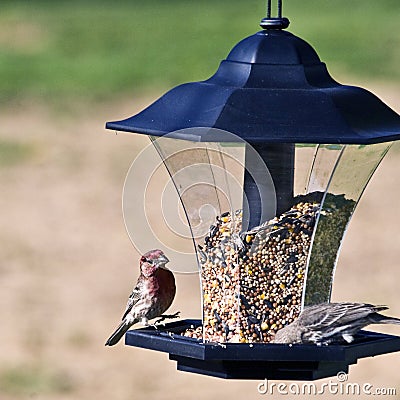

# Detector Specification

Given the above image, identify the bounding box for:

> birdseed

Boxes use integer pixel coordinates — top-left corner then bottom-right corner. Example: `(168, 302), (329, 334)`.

(181, 192), (355, 343)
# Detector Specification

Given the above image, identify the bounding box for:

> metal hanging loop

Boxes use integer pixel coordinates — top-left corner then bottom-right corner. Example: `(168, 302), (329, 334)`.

(261, 0), (290, 30)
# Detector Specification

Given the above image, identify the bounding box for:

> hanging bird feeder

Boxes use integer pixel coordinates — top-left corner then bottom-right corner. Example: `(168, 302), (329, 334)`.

(106, 0), (400, 380)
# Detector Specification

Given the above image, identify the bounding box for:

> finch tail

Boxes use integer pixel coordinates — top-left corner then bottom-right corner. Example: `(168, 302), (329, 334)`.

(105, 319), (136, 346)
(371, 314), (400, 325)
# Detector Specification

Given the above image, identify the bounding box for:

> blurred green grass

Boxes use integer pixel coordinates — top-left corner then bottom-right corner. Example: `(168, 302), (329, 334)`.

(0, 0), (399, 105)
(0, 364), (75, 396)
(0, 139), (35, 166)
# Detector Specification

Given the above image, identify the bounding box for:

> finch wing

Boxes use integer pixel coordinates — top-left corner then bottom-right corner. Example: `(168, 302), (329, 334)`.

(301, 302), (386, 331)
(121, 279), (144, 320)
(329, 303), (388, 325)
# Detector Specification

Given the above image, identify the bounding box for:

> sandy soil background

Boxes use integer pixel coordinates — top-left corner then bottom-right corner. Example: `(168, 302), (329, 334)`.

(1, 81), (400, 399)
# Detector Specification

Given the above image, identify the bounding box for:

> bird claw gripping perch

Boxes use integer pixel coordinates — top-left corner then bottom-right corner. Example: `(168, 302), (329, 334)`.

(153, 311), (181, 327)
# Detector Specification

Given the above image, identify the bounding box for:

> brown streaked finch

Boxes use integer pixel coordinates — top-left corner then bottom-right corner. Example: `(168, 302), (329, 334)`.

(105, 249), (176, 346)
(273, 302), (400, 345)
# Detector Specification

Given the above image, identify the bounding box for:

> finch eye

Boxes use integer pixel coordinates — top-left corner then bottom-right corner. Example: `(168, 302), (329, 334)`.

(141, 256), (147, 262)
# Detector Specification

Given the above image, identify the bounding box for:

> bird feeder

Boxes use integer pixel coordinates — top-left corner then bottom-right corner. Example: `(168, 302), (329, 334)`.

(106, 1), (400, 380)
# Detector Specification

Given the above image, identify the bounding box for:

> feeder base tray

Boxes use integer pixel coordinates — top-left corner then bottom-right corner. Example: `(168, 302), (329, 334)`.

(169, 356), (351, 380)
(125, 319), (400, 380)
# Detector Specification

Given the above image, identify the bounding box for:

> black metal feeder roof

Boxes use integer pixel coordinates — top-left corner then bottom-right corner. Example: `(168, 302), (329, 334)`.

(106, 29), (400, 144)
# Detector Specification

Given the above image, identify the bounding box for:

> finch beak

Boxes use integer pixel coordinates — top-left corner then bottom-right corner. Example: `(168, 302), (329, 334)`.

(157, 254), (169, 265)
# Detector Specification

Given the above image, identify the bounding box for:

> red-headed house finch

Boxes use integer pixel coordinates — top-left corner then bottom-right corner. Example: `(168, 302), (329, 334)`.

(105, 249), (176, 346)
(273, 302), (400, 345)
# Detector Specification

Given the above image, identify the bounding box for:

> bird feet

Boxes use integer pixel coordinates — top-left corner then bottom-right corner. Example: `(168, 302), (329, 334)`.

(154, 311), (181, 326)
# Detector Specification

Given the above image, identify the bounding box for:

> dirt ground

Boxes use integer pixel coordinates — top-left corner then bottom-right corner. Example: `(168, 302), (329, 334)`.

(1, 81), (400, 399)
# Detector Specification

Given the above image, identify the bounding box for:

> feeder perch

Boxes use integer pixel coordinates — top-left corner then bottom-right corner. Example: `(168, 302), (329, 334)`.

(106, 1), (400, 380)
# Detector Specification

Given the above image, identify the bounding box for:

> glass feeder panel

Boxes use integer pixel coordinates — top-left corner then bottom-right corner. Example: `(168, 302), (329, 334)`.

(151, 136), (247, 342)
(151, 136), (245, 243)
(200, 143), (338, 343)
(305, 144), (345, 195)
(304, 142), (392, 306)
(199, 143), (280, 343)
(123, 137), (200, 273)
(234, 144), (330, 343)
(293, 144), (319, 197)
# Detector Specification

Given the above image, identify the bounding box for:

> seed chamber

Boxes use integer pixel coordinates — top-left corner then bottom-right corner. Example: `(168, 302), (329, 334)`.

(152, 135), (391, 344)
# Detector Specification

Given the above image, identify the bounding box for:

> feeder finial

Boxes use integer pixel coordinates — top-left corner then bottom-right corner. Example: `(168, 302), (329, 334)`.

(260, 0), (290, 30)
